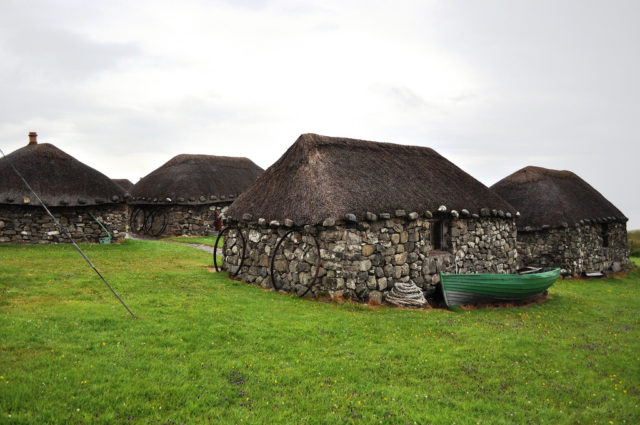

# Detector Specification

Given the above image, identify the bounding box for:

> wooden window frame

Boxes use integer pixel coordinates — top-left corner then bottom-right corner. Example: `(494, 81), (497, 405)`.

(430, 219), (450, 252)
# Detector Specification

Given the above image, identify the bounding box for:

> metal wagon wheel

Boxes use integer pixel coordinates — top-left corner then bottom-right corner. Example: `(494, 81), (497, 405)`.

(144, 208), (168, 237)
(269, 230), (321, 297)
(142, 208), (155, 234)
(213, 226), (246, 277)
(129, 207), (146, 234)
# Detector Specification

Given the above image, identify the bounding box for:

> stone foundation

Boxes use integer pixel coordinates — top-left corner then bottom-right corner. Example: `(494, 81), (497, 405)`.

(517, 222), (629, 275)
(128, 204), (226, 237)
(0, 204), (127, 244)
(222, 216), (518, 302)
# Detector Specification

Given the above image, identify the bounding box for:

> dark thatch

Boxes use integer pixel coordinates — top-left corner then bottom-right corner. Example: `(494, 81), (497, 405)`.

(112, 179), (134, 191)
(491, 166), (627, 230)
(129, 154), (263, 205)
(0, 142), (126, 207)
(227, 133), (516, 225)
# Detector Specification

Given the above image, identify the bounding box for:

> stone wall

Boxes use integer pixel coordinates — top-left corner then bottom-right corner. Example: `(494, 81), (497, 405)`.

(128, 204), (226, 237)
(517, 222), (629, 275)
(0, 204), (127, 244)
(222, 215), (518, 303)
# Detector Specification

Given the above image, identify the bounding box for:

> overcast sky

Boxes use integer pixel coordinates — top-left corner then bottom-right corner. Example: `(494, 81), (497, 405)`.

(1, 0), (638, 228)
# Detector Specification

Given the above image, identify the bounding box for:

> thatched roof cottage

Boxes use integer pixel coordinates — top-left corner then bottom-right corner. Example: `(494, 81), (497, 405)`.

(223, 133), (519, 304)
(491, 166), (628, 275)
(129, 154), (263, 237)
(0, 132), (127, 243)
(112, 179), (134, 192)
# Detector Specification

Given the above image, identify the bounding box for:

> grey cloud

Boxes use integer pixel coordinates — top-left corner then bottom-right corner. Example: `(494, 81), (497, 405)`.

(372, 84), (436, 112)
(449, 92), (478, 104)
(0, 27), (139, 84)
(65, 95), (271, 157)
(0, 0), (140, 85)
(213, 0), (271, 9)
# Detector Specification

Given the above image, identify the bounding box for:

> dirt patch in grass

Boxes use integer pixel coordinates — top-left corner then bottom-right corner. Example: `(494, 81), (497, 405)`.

(458, 294), (551, 310)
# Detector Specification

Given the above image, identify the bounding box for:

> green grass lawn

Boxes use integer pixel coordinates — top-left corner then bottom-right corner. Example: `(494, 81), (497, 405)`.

(1, 240), (638, 425)
(163, 235), (220, 247)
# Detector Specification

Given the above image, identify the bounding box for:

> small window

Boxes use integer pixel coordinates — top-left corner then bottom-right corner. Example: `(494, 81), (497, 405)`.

(602, 224), (609, 248)
(431, 220), (449, 251)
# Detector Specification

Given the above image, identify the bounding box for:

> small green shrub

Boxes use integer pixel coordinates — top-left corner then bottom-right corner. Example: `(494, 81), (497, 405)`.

(629, 230), (640, 257)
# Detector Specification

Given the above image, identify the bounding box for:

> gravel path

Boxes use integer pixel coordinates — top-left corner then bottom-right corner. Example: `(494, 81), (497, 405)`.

(179, 243), (217, 254)
(126, 233), (220, 254)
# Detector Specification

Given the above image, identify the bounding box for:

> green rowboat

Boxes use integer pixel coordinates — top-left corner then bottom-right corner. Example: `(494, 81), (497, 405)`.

(440, 267), (561, 307)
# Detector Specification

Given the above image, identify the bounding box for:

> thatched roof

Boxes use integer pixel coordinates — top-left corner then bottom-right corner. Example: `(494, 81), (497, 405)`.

(112, 179), (134, 191)
(227, 133), (516, 225)
(0, 142), (126, 207)
(491, 166), (627, 230)
(129, 154), (263, 205)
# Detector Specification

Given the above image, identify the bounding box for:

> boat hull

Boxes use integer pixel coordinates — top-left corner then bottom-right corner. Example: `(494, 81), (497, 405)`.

(440, 268), (561, 307)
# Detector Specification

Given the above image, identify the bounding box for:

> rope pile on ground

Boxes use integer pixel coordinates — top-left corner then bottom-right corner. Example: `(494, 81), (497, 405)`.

(384, 281), (427, 308)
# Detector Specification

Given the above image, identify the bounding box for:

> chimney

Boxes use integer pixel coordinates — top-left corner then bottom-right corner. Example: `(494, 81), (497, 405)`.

(28, 132), (38, 145)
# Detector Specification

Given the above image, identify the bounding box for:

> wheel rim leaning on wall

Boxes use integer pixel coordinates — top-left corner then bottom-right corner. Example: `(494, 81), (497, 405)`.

(145, 208), (168, 237)
(269, 229), (321, 297)
(215, 226), (246, 277)
(129, 207), (145, 234)
(129, 206), (168, 237)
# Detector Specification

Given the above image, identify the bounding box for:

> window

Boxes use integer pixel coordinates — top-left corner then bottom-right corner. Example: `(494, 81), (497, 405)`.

(431, 220), (449, 251)
(602, 224), (609, 248)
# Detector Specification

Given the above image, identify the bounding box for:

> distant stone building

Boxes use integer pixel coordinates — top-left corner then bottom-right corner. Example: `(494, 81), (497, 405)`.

(0, 132), (127, 243)
(491, 166), (628, 275)
(223, 133), (519, 303)
(128, 154), (263, 237)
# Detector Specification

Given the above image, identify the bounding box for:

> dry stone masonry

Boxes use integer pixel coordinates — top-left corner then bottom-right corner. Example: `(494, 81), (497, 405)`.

(0, 204), (127, 243)
(517, 221), (628, 275)
(161, 205), (224, 236)
(222, 212), (518, 304)
(129, 204), (225, 237)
